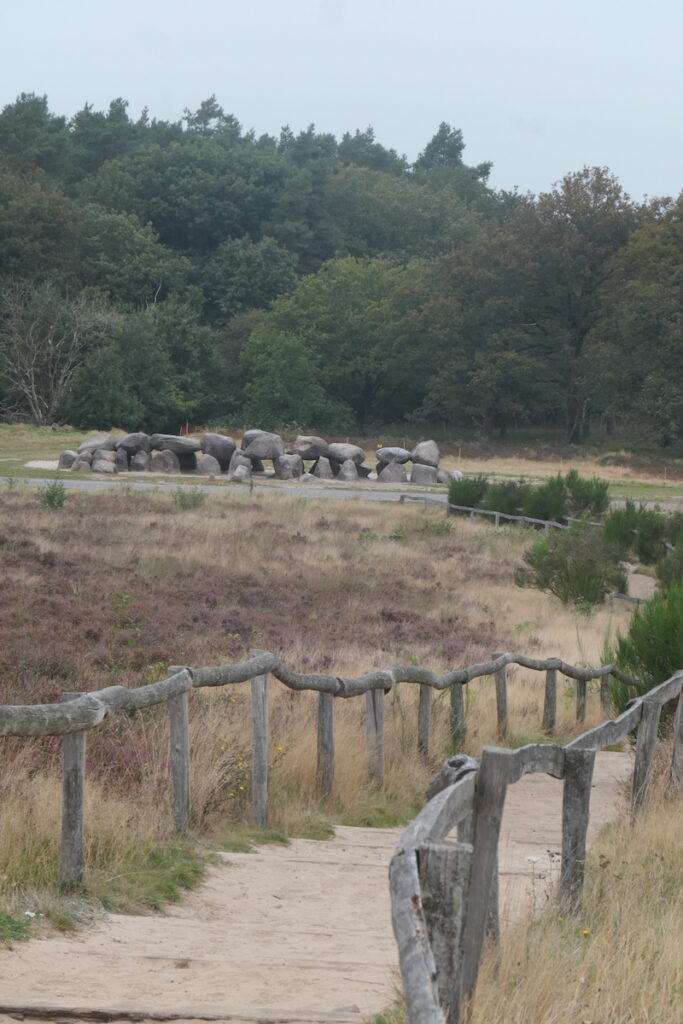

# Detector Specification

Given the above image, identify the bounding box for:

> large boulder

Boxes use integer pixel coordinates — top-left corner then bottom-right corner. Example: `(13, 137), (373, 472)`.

(200, 433), (236, 470)
(58, 450), (78, 470)
(312, 456), (334, 479)
(71, 458), (93, 472)
(94, 449), (116, 464)
(378, 462), (407, 483)
(115, 432), (151, 455)
(197, 453), (221, 476)
(328, 442), (365, 466)
(274, 454), (304, 480)
(337, 458), (359, 481)
(375, 446), (411, 465)
(241, 428), (267, 448)
(289, 435), (330, 460)
(78, 433), (116, 453)
(150, 449), (180, 473)
(411, 464), (438, 485)
(232, 464), (252, 482)
(242, 432), (285, 461)
(72, 450), (92, 465)
(410, 440), (440, 467)
(228, 450), (253, 475)
(92, 459), (116, 474)
(115, 448), (129, 472)
(130, 451), (151, 472)
(149, 434), (201, 454)
(437, 467), (463, 485)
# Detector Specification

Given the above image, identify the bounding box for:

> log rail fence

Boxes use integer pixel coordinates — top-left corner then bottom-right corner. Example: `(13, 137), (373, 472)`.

(0, 647), (652, 889)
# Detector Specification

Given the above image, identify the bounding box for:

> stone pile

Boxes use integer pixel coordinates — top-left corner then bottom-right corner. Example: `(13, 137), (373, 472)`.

(59, 431), (463, 485)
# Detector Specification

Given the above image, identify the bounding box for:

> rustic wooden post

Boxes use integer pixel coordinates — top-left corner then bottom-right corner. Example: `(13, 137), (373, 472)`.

(417, 840), (472, 1024)
(167, 677), (191, 833)
(492, 652), (508, 738)
(542, 667), (557, 734)
(600, 675), (612, 714)
(631, 699), (661, 818)
(60, 692), (86, 890)
(250, 650), (270, 826)
(671, 691), (683, 788)
(450, 682), (466, 748)
(366, 687), (385, 783)
(460, 749), (509, 1003)
(575, 678), (587, 724)
(417, 684), (432, 757)
(559, 748), (596, 911)
(316, 691), (335, 797)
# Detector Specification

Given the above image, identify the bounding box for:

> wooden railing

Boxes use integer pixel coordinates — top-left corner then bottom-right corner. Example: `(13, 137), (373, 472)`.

(389, 669), (683, 1024)
(0, 649), (635, 889)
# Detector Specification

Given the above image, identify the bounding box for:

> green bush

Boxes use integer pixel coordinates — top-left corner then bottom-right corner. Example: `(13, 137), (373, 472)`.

(515, 524), (626, 607)
(172, 486), (206, 510)
(656, 541), (683, 595)
(603, 501), (682, 564)
(522, 474), (568, 523)
(609, 582), (683, 713)
(447, 474), (489, 510)
(38, 480), (67, 509)
(482, 479), (528, 516)
(564, 469), (610, 518)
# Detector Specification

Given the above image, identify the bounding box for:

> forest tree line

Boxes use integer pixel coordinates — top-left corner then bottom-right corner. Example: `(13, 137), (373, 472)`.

(0, 92), (681, 445)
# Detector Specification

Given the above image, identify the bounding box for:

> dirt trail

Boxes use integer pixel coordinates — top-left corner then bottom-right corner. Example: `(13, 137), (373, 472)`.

(0, 752), (632, 1024)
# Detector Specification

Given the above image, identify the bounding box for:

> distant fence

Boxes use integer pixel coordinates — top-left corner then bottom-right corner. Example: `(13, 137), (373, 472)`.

(0, 649), (636, 889)
(399, 493), (605, 532)
(390, 668), (683, 1024)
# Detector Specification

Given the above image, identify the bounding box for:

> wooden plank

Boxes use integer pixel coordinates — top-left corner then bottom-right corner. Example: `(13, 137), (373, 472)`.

(631, 699), (661, 818)
(316, 691), (335, 797)
(567, 699), (643, 751)
(671, 691), (683, 788)
(559, 748), (596, 911)
(542, 668), (557, 734)
(459, 749), (509, 1003)
(418, 684), (432, 757)
(397, 774), (477, 855)
(575, 677), (587, 723)
(167, 686), (191, 833)
(418, 841), (472, 1024)
(389, 851), (444, 1024)
(449, 683), (465, 748)
(366, 688), (385, 783)
(492, 652), (508, 738)
(59, 692), (86, 890)
(250, 650), (270, 826)
(600, 675), (612, 713)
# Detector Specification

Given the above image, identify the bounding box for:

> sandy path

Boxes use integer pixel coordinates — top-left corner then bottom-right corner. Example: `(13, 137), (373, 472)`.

(0, 752), (632, 1024)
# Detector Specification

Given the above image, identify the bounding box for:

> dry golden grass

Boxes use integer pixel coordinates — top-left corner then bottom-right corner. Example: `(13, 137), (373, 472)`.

(469, 761), (683, 1024)
(0, 487), (636, 912)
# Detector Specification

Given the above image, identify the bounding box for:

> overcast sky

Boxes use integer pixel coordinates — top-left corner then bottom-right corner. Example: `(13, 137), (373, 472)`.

(1, 0), (681, 200)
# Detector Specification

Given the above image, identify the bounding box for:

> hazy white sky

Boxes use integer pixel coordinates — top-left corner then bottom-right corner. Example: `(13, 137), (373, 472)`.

(1, 0), (681, 199)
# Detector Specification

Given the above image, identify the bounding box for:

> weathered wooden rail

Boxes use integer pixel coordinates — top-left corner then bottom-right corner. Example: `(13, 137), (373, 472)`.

(398, 493), (606, 532)
(390, 668), (683, 1024)
(0, 648), (635, 888)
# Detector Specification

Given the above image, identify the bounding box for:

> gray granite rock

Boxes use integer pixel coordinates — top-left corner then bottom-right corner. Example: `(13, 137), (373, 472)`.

(312, 456), (334, 479)
(375, 446), (411, 464)
(200, 432), (236, 470)
(273, 454), (304, 480)
(228, 450), (253, 475)
(410, 440), (440, 467)
(337, 458), (359, 481)
(436, 467), (463, 485)
(232, 464), (252, 482)
(289, 435), (330, 460)
(71, 458), (93, 472)
(150, 449), (180, 474)
(92, 459), (116, 474)
(328, 442), (365, 465)
(378, 462), (407, 483)
(115, 448), (130, 472)
(149, 434), (201, 453)
(197, 453), (222, 476)
(241, 429), (267, 447)
(94, 449), (116, 463)
(115, 432), (151, 454)
(130, 451), (151, 471)
(411, 464), (438, 484)
(77, 433), (116, 453)
(242, 432), (285, 460)
(58, 450), (78, 470)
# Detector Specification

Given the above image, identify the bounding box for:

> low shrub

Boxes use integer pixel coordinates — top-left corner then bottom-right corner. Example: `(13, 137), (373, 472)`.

(38, 480), (67, 509)
(515, 524), (626, 607)
(482, 479), (527, 516)
(522, 474), (567, 523)
(172, 486), (206, 510)
(604, 501), (683, 563)
(657, 540), (683, 595)
(447, 474), (489, 510)
(564, 469), (610, 517)
(609, 581), (683, 713)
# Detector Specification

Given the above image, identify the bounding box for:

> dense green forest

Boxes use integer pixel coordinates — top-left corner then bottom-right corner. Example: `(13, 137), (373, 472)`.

(0, 92), (681, 444)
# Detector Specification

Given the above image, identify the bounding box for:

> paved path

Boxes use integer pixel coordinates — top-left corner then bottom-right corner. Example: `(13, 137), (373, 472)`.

(0, 752), (632, 1024)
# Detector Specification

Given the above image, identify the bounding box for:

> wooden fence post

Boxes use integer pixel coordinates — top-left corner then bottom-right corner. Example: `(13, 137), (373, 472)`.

(59, 692), (86, 890)
(575, 678), (587, 724)
(492, 653), (508, 738)
(542, 668), (557, 734)
(366, 688), (385, 783)
(600, 675), (612, 714)
(167, 682), (191, 833)
(671, 691), (683, 788)
(631, 699), (661, 818)
(250, 651), (270, 826)
(316, 691), (335, 797)
(559, 748), (596, 911)
(417, 840), (472, 1024)
(450, 683), (466, 748)
(417, 684), (432, 757)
